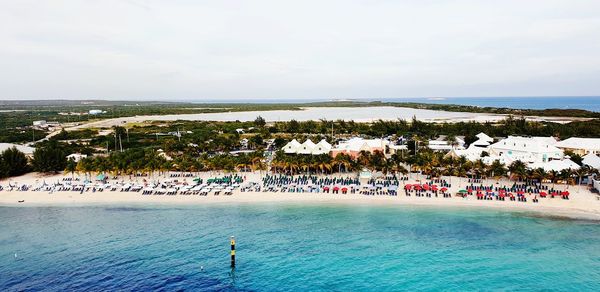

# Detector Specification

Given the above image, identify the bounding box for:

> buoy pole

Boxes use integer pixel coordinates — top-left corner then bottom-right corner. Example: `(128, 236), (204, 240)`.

(230, 236), (236, 268)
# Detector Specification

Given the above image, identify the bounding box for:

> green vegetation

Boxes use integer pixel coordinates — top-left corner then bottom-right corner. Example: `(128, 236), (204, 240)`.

(1, 100), (600, 185)
(0, 147), (30, 178)
(32, 140), (68, 173)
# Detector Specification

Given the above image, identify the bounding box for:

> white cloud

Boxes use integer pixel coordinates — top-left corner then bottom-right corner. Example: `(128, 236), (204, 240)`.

(1, 0), (599, 100)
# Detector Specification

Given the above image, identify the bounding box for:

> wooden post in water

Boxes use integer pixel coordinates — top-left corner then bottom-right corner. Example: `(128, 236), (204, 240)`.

(230, 236), (236, 268)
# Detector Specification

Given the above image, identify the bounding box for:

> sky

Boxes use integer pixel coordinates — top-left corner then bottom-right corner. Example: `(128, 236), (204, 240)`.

(1, 0), (600, 100)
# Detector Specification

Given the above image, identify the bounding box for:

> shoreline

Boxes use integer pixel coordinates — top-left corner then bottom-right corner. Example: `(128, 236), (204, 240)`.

(2, 172), (600, 221)
(2, 188), (600, 222)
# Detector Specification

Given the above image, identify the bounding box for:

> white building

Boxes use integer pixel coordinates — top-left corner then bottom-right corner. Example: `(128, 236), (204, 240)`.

(530, 159), (580, 172)
(283, 139), (302, 154)
(331, 137), (390, 159)
(445, 145), (486, 161)
(582, 153), (600, 169)
(297, 139), (316, 154)
(89, 110), (104, 115)
(427, 136), (465, 152)
(471, 132), (494, 147)
(312, 139), (332, 155)
(282, 139), (332, 155)
(555, 137), (600, 156)
(66, 153), (87, 162)
(487, 136), (562, 164)
(32, 120), (47, 128)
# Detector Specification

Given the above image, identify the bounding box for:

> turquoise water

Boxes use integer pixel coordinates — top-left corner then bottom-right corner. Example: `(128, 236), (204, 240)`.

(1, 204), (599, 291)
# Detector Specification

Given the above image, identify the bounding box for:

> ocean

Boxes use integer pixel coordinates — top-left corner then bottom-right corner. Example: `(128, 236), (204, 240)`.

(1, 204), (599, 291)
(384, 96), (600, 112)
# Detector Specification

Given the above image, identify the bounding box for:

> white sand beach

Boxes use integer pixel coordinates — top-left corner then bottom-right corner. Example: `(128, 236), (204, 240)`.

(2, 172), (600, 220)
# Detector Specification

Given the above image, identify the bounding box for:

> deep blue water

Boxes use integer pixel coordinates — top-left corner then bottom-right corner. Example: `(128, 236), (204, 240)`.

(1, 204), (600, 291)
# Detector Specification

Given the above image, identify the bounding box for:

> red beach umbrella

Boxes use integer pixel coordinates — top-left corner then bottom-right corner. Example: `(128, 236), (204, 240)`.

(323, 186), (330, 191)
(440, 187), (448, 192)
(404, 184), (412, 190)
(422, 184), (430, 190)
(341, 187), (348, 192)
(517, 190), (524, 195)
(333, 186), (340, 191)
(414, 185), (422, 191)
(540, 191), (547, 197)
(432, 185), (438, 191)
(561, 191), (569, 195)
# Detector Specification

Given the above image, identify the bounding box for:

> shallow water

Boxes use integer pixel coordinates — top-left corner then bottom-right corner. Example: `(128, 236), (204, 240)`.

(1, 204), (599, 291)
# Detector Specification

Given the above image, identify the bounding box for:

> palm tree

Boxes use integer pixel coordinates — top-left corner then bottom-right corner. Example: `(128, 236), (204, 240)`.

(508, 160), (527, 181)
(548, 170), (559, 187)
(473, 159), (486, 180)
(487, 159), (506, 181)
(559, 169), (574, 185)
(65, 158), (77, 179)
(575, 166), (590, 188)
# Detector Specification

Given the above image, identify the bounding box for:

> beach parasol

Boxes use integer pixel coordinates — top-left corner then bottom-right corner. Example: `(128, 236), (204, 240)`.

(440, 187), (448, 192)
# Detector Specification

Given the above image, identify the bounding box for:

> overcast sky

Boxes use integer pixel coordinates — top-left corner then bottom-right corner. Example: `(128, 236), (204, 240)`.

(1, 0), (600, 100)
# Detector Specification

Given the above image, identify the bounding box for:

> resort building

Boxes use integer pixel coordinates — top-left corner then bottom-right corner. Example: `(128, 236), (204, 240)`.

(312, 139), (333, 155)
(470, 132), (494, 148)
(582, 153), (600, 169)
(427, 136), (465, 152)
(555, 137), (600, 156)
(330, 138), (389, 159)
(282, 139), (332, 155)
(445, 145), (486, 161)
(283, 139), (302, 154)
(0, 143), (35, 158)
(487, 136), (562, 164)
(529, 158), (580, 172)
